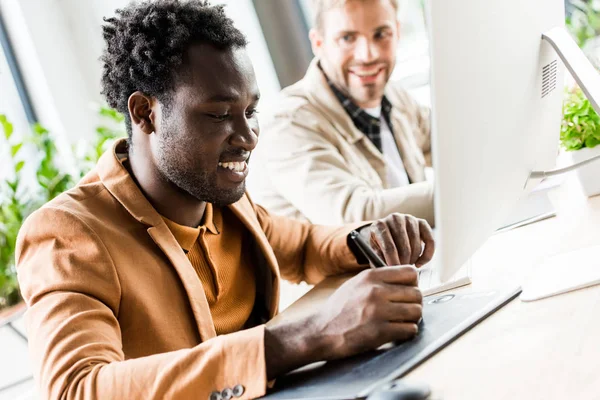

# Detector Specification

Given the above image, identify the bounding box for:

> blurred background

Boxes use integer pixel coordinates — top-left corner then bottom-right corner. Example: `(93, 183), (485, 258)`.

(1, 0), (599, 398)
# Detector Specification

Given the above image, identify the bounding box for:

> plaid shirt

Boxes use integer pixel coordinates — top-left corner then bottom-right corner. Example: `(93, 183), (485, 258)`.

(321, 66), (393, 153)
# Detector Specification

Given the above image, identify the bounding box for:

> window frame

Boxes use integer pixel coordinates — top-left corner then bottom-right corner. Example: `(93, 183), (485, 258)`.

(0, 7), (37, 124)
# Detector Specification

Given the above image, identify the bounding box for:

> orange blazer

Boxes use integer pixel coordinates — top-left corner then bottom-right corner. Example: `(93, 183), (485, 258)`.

(16, 139), (364, 400)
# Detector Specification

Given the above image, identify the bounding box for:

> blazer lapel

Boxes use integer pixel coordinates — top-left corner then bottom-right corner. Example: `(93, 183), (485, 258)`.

(147, 224), (216, 340)
(228, 199), (280, 317)
(97, 139), (216, 341)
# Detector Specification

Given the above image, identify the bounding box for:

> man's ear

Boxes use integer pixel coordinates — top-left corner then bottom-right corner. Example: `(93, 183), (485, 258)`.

(309, 28), (324, 58)
(128, 91), (156, 135)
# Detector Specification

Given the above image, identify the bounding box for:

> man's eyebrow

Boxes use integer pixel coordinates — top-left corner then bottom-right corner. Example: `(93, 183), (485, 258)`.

(204, 93), (261, 103)
(204, 94), (240, 103)
(337, 29), (358, 36)
(374, 24), (394, 32)
(335, 24), (393, 36)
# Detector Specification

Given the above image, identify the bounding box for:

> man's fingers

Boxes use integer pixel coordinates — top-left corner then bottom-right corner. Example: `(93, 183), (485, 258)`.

(405, 217), (422, 265)
(387, 215), (411, 265)
(381, 322), (420, 343)
(370, 221), (401, 266)
(383, 283), (423, 304)
(380, 302), (423, 323)
(416, 219), (435, 267)
(371, 265), (419, 286)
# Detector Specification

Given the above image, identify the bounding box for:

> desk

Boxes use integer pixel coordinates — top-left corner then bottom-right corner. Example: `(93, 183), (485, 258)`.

(270, 177), (600, 400)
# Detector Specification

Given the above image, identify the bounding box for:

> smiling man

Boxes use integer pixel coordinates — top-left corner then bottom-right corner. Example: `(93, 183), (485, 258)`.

(251, 0), (434, 226)
(15, 1), (434, 399)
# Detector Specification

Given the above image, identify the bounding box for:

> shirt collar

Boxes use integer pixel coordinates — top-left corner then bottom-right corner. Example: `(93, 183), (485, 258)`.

(161, 203), (220, 252)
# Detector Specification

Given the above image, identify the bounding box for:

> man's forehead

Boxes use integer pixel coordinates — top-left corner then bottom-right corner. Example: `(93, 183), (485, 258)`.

(177, 44), (258, 101)
(322, 0), (396, 33)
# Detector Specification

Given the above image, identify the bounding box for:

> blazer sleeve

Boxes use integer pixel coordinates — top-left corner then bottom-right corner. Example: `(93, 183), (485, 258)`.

(254, 202), (367, 285)
(16, 207), (268, 400)
(260, 107), (434, 226)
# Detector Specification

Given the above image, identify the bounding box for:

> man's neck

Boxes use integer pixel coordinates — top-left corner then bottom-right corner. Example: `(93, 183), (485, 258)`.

(127, 147), (207, 227)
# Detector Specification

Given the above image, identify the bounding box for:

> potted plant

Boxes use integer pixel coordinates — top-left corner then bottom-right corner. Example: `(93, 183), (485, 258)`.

(0, 108), (124, 321)
(560, 85), (600, 197)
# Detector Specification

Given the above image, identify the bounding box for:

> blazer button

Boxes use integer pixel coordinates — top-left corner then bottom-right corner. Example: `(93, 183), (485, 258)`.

(221, 388), (233, 400)
(209, 391), (222, 400)
(232, 384), (245, 397)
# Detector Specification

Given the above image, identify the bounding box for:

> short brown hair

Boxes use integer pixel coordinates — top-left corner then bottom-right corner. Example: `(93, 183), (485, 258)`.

(311, 0), (399, 31)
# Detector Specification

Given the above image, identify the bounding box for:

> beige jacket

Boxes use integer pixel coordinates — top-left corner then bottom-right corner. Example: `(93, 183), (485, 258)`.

(15, 139), (364, 400)
(250, 59), (434, 226)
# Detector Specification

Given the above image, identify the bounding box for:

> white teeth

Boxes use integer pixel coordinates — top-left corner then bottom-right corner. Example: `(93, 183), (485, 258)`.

(354, 70), (379, 77)
(218, 161), (246, 172)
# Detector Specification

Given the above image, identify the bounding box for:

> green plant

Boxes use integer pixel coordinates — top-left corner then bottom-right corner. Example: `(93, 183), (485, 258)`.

(0, 115), (28, 308)
(78, 106), (126, 175)
(0, 107), (125, 310)
(0, 116), (76, 309)
(32, 124), (77, 202)
(560, 86), (600, 151)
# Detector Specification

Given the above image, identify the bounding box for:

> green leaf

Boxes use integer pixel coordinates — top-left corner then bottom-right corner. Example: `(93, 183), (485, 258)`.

(585, 136), (600, 148)
(0, 114), (14, 140)
(6, 180), (18, 193)
(11, 143), (23, 157)
(99, 106), (125, 123)
(15, 161), (25, 173)
(32, 123), (49, 136)
(561, 85), (600, 151)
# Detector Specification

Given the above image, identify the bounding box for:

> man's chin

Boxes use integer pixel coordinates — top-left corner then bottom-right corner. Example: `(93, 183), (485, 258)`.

(210, 185), (246, 207)
(350, 87), (386, 107)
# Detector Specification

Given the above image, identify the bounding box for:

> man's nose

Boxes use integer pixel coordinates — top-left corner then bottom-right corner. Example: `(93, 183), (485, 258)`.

(229, 117), (258, 151)
(354, 37), (379, 63)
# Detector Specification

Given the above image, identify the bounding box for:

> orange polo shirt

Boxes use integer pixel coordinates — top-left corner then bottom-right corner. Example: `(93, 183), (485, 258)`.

(162, 203), (256, 335)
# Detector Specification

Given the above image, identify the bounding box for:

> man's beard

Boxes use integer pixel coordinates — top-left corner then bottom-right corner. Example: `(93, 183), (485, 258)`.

(351, 85), (384, 106)
(163, 164), (245, 207)
(157, 149), (246, 207)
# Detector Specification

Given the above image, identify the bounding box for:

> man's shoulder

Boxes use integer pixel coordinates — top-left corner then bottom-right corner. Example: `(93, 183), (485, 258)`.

(385, 80), (422, 110)
(23, 170), (131, 236)
(274, 79), (319, 117)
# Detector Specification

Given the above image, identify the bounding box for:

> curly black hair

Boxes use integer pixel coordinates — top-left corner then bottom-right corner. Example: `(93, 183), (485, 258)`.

(100, 0), (248, 137)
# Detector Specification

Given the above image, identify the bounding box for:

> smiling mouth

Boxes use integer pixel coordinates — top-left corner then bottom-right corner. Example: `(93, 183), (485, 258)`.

(350, 67), (384, 78)
(218, 161), (247, 173)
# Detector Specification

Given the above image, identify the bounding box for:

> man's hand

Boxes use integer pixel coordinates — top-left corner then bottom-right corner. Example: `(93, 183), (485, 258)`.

(265, 266), (422, 379)
(361, 213), (435, 268)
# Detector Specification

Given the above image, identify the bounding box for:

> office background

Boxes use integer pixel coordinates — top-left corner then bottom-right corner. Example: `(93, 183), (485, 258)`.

(0, 0), (597, 399)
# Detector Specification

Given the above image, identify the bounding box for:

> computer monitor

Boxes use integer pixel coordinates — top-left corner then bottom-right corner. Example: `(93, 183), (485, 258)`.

(428, 0), (566, 282)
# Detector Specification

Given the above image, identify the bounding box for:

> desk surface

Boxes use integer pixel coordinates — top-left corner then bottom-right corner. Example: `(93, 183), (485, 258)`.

(271, 177), (600, 400)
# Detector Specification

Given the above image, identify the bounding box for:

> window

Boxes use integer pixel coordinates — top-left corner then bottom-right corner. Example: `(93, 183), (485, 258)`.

(214, 0), (281, 111)
(0, 15), (32, 181)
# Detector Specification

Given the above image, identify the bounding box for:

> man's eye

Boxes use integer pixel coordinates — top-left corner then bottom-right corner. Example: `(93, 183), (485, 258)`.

(341, 34), (355, 43)
(246, 109), (259, 118)
(375, 31), (391, 40)
(209, 113), (229, 121)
